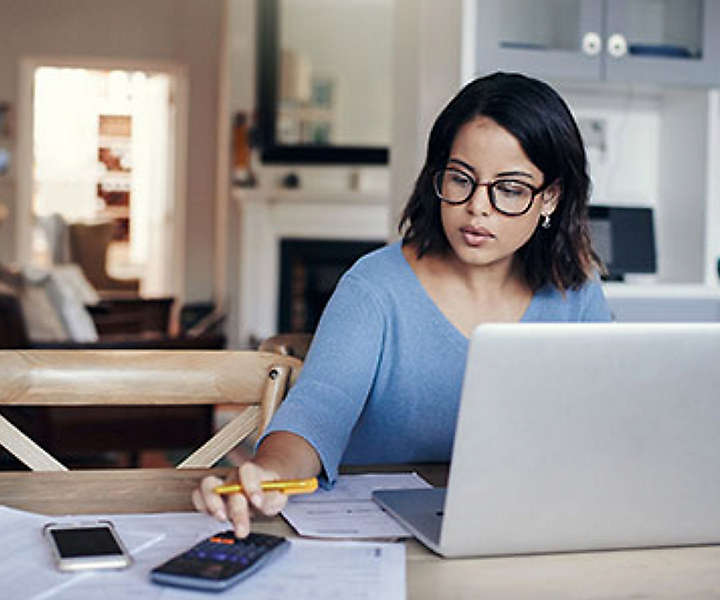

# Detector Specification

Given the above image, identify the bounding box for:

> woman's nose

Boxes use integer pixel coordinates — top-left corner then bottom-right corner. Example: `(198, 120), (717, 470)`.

(466, 183), (492, 215)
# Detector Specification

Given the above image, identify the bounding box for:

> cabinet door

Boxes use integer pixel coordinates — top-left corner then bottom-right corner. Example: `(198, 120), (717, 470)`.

(474, 0), (603, 81)
(604, 0), (720, 86)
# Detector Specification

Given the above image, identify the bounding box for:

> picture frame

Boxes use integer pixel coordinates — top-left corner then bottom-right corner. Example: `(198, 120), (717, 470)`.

(256, 0), (388, 164)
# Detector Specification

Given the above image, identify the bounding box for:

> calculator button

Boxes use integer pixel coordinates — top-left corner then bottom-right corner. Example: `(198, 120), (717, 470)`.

(151, 530), (289, 590)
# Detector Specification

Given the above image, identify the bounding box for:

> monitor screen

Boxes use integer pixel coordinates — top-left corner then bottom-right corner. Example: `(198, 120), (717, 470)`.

(588, 206), (656, 280)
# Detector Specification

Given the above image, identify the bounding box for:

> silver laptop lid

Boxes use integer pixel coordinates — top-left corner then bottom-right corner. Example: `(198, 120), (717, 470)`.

(440, 323), (720, 557)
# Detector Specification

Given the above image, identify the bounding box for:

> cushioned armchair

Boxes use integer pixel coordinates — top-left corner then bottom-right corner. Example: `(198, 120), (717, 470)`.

(68, 221), (140, 294)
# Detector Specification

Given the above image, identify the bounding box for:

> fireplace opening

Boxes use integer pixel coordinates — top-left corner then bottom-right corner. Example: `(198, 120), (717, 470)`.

(278, 238), (385, 333)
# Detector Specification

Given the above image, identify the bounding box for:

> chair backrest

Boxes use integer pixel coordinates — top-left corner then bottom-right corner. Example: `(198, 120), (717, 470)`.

(68, 221), (139, 292)
(259, 333), (313, 360)
(0, 350), (302, 472)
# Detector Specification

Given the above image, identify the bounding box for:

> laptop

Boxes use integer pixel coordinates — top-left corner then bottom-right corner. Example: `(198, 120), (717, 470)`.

(373, 323), (720, 557)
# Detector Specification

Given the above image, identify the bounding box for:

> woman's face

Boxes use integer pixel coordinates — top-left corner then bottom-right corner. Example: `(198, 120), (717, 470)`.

(439, 116), (558, 272)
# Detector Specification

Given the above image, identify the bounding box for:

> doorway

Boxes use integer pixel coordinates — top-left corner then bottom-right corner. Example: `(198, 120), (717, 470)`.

(17, 59), (187, 298)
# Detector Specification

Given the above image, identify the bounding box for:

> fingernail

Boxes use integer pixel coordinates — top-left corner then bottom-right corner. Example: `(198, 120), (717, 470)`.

(214, 509), (227, 521)
(251, 493), (263, 509)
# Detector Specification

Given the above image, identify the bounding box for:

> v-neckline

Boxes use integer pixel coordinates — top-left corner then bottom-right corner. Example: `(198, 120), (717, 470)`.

(394, 243), (538, 342)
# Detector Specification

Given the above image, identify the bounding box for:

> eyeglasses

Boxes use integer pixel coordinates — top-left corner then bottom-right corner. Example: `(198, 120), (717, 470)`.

(432, 168), (545, 216)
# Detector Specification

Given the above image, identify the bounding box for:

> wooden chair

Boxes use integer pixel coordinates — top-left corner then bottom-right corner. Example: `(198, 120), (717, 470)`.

(0, 350), (302, 514)
(68, 221), (140, 294)
(259, 333), (313, 360)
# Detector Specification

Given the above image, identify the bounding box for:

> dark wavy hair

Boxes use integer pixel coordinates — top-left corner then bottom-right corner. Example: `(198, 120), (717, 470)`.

(399, 72), (603, 291)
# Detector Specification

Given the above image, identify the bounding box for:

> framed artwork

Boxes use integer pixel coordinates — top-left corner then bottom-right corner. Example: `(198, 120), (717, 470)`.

(257, 0), (389, 164)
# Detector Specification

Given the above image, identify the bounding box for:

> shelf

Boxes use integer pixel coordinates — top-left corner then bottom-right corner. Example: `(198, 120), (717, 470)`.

(99, 206), (130, 219)
(232, 187), (388, 206)
(98, 135), (131, 147)
(603, 283), (720, 298)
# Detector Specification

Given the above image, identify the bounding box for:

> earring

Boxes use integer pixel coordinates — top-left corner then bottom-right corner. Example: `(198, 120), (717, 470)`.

(541, 214), (551, 229)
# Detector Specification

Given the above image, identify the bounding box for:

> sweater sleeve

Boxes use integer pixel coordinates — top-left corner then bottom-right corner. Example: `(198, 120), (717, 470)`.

(580, 280), (613, 322)
(257, 272), (386, 484)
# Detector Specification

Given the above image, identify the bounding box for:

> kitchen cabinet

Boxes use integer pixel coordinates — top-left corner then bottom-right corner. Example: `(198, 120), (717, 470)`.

(475, 0), (720, 87)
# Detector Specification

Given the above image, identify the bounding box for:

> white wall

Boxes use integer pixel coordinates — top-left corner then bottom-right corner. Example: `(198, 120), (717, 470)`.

(0, 0), (222, 302)
(706, 90), (720, 286)
(560, 85), (661, 209)
(390, 0), (463, 237)
(657, 89), (709, 283)
(226, 0), (257, 348)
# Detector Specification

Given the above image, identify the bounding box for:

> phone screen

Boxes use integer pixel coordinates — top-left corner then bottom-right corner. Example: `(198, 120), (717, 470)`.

(50, 527), (124, 558)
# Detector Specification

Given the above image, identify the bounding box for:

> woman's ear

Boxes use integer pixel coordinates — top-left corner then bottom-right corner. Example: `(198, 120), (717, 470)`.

(540, 180), (561, 216)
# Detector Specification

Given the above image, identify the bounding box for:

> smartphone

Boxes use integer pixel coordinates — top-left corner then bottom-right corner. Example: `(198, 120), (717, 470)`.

(43, 521), (132, 571)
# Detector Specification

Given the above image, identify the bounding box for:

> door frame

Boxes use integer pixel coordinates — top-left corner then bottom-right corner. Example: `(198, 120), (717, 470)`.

(16, 55), (189, 304)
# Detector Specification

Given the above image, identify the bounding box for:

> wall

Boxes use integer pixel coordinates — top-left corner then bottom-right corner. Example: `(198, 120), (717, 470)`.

(390, 0), (463, 235)
(0, 0), (222, 302)
(226, 0), (256, 348)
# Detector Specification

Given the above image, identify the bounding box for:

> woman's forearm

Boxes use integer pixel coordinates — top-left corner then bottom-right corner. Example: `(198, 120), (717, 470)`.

(253, 431), (322, 479)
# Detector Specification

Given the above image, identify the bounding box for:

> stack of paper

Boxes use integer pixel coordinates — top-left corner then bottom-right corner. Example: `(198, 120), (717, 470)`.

(281, 472), (432, 539)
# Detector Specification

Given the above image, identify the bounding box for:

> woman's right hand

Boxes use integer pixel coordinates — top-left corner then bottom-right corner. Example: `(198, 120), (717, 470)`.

(191, 461), (290, 538)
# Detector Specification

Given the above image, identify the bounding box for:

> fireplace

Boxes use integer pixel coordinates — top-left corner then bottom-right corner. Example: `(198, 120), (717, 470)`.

(233, 188), (390, 347)
(279, 238), (385, 333)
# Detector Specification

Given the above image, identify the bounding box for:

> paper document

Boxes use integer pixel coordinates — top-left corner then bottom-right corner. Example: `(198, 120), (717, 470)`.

(48, 538), (405, 600)
(0, 506), (218, 600)
(1, 506), (405, 600)
(282, 472), (432, 539)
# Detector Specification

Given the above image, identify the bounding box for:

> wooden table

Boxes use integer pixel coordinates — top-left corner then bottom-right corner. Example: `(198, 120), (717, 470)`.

(1, 467), (719, 599)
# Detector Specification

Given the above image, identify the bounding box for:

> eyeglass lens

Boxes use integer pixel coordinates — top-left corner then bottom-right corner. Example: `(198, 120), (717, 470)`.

(434, 169), (534, 215)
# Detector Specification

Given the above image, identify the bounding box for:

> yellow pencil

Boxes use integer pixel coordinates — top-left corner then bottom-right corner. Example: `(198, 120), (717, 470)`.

(213, 477), (318, 496)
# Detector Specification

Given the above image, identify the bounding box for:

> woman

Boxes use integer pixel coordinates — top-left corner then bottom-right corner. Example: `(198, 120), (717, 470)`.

(193, 72), (611, 537)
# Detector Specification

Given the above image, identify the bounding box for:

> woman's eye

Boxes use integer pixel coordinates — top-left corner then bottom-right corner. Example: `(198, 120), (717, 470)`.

(496, 181), (526, 195)
(451, 175), (469, 185)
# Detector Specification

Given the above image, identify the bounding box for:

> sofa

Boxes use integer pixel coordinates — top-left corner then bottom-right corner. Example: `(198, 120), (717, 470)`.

(0, 263), (224, 468)
(0, 263), (225, 349)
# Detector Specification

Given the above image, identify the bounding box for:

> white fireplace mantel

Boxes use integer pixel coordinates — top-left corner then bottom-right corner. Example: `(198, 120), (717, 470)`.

(233, 188), (390, 346)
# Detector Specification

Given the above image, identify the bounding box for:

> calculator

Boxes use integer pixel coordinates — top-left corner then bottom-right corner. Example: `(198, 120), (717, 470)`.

(150, 530), (290, 592)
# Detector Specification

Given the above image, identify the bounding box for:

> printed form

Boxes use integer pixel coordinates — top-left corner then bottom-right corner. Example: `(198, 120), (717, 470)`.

(0, 505), (405, 600)
(281, 472), (432, 539)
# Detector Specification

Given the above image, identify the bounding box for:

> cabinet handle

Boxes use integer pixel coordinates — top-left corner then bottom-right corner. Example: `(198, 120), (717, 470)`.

(607, 33), (628, 58)
(581, 32), (601, 56)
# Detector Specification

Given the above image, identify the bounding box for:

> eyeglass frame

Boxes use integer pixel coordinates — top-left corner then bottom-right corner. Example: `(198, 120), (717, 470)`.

(432, 167), (552, 217)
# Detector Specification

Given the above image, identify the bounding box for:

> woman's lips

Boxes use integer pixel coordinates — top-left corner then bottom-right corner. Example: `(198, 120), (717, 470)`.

(460, 226), (495, 246)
